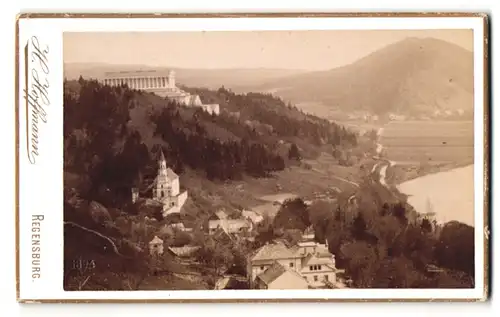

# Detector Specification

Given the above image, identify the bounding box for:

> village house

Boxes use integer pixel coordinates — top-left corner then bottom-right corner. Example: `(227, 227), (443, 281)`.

(207, 209), (252, 235)
(241, 209), (264, 226)
(148, 236), (164, 257)
(247, 229), (344, 289)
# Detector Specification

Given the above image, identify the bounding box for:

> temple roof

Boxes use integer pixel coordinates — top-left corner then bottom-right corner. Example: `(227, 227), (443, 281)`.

(104, 69), (173, 78)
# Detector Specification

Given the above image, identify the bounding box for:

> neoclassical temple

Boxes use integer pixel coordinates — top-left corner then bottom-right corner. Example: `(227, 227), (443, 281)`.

(103, 70), (176, 91)
(102, 70), (220, 115)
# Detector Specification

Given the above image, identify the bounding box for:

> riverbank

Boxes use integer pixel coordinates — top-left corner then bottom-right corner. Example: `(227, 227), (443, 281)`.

(385, 160), (473, 185)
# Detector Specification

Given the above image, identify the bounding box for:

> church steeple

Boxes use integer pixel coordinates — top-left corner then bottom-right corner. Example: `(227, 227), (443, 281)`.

(158, 149), (167, 175)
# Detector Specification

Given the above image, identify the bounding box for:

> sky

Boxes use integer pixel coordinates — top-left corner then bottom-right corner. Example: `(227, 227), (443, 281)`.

(64, 29), (473, 71)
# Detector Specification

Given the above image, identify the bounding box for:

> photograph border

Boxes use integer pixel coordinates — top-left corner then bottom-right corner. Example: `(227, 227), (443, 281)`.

(15, 12), (490, 303)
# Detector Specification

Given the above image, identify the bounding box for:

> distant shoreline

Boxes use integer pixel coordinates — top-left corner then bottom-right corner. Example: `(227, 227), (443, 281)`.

(387, 160), (474, 186)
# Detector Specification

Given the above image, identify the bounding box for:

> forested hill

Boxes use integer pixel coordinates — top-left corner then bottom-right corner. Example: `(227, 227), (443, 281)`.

(64, 78), (357, 207)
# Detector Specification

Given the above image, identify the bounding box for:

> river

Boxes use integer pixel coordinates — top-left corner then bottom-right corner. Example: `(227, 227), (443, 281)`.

(397, 164), (474, 227)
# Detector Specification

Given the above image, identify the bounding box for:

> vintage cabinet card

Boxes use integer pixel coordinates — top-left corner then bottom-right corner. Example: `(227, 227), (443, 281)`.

(16, 13), (489, 303)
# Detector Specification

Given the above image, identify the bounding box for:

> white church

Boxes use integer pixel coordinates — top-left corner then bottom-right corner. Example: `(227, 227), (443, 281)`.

(132, 150), (188, 218)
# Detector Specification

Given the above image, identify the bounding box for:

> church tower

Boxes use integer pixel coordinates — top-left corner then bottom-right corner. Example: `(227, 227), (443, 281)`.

(150, 148), (187, 217)
(155, 150), (172, 201)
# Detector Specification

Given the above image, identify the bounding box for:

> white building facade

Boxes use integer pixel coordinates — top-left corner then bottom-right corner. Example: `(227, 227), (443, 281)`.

(101, 70), (220, 115)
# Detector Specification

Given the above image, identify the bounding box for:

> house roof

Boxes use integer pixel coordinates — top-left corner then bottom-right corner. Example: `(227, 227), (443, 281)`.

(149, 235), (163, 245)
(241, 210), (264, 223)
(214, 277), (231, 290)
(214, 276), (249, 290)
(167, 245), (200, 257)
(251, 203), (281, 218)
(251, 241), (302, 262)
(208, 218), (250, 230)
(301, 253), (335, 269)
(257, 262), (287, 285)
(208, 209), (228, 221)
(257, 262), (306, 286)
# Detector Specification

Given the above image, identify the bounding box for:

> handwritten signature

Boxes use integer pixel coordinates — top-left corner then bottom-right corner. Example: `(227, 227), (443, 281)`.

(24, 36), (50, 164)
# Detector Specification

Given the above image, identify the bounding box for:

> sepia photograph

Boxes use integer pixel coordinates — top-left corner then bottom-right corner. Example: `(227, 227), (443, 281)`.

(16, 13), (488, 302)
(61, 27), (478, 292)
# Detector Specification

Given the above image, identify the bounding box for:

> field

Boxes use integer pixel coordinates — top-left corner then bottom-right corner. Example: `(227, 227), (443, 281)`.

(381, 120), (474, 165)
(180, 152), (362, 221)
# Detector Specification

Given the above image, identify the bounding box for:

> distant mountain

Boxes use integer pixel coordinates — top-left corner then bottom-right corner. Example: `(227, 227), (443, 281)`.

(235, 37), (474, 117)
(63, 63), (306, 90)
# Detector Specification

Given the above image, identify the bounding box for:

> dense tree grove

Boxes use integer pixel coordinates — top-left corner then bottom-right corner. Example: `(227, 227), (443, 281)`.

(182, 86), (358, 148)
(152, 104), (286, 180)
(64, 79), (152, 206)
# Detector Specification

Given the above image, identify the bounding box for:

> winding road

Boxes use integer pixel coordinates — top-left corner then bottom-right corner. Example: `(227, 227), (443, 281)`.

(372, 127), (396, 188)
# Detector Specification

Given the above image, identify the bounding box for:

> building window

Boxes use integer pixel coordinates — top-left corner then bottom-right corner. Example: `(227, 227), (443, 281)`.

(324, 275), (329, 281)
(289, 262), (294, 268)
(161, 191), (164, 198)
(310, 266), (313, 271)
(314, 275), (318, 282)
(318, 265), (322, 270)
(260, 266), (265, 271)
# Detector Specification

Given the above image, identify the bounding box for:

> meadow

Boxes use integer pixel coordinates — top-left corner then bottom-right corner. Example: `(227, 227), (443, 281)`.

(381, 120), (474, 165)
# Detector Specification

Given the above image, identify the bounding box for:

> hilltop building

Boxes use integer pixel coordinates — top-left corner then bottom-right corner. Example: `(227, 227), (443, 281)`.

(132, 150), (188, 218)
(101, 70), (220, 115)
(247, 229), (344, 289)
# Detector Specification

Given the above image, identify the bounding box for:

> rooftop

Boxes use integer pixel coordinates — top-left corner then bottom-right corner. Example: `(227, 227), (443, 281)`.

(301, 252), (335, 269)
(149, 235), (163, 245)
(251, 241), (302, 262)
(251, 203), (281, 218)
(257, 262), (305, 286)
(257, 262), (288, 285)
(104, 69), (173, 78)
(167, 245), (201, 257)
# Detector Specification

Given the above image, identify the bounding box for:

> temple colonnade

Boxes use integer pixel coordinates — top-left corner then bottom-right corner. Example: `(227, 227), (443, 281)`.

(104, 76), (174, 89)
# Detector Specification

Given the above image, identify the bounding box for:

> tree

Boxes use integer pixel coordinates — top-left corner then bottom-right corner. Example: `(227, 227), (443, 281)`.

(288, 143), (301, 161)
(435, 221), (474, 276)
(351, 214), (367, 240)
(340, 241), (378, 288)
(196, 237), (235, 276)
(420, 218), (433, 233)
(273, 198), (310, 231)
